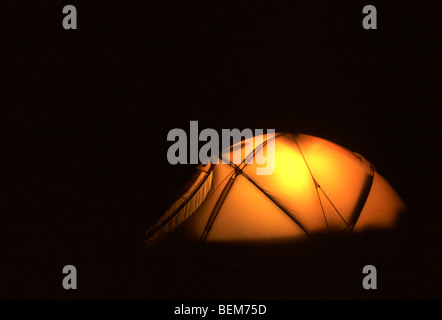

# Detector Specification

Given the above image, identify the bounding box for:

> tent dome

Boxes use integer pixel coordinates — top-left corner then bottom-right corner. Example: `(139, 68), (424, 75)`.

(144, 133), (405, 246)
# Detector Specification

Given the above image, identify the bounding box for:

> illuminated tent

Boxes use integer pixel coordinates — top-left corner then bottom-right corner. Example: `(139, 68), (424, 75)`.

(144, 133), (405, 246)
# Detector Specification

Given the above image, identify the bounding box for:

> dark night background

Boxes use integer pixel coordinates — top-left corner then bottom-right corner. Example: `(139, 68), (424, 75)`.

(1, 0), (441, 300)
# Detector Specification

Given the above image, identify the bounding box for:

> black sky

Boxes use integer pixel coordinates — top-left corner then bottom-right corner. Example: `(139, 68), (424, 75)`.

(1, 0), (441, 299)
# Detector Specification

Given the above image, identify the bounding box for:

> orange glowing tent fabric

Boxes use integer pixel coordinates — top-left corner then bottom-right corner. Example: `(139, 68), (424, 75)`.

(144, 133), (405, 246)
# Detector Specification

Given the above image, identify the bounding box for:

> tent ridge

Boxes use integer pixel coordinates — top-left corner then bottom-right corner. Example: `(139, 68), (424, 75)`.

(292, 135), (331, 231)
(318, 186), (352, 231)
(240, 171), (312, 238)
(200, 170), (238, 242)
(349, 166), (375, 233)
